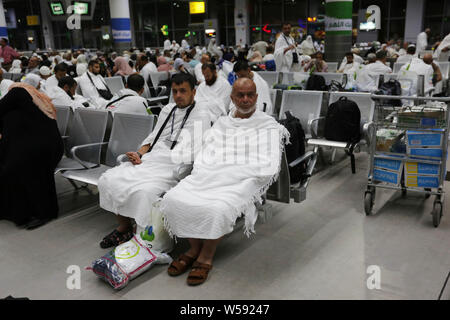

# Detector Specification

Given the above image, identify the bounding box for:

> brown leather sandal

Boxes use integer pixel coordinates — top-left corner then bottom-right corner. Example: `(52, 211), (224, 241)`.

(187, 261), (213, 286)
(167, 254), (196, 277)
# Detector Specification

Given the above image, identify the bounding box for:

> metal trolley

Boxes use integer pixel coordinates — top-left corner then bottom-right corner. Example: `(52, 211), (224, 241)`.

(365, 95), (450, 227)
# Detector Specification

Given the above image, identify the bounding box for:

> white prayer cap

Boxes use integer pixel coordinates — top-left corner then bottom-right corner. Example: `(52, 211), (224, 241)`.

(39, 66), (51, 76)
(22, 73), (41, 88)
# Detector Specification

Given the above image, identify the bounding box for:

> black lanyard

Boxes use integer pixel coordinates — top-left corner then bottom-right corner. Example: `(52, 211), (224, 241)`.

(283, 34), (293, 47)
(169, 102), (196, 150)
(86, 72), (111, 93)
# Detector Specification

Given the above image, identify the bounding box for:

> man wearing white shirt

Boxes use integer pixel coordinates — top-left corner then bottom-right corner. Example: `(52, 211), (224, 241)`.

(339, 51), (364, 69)
(43, 63), (67, 93)
(79, 60), (114, 109)
(97, 73), (211, 249)
(274, 22), (302, 72)
(137, 54), (158, 98)
(433, 33), (450, 62)
(365, 50), (392, 74)
(106, 74), (149, 116)
(48, 76), (91, 110)
(396, 45), (416, 64)
(231, 60), (273, 115)
(400, 56), (434, 95)
(416, 28), (431, 54)
(164, 39), (171, 51)
(62, 52), (73, 66)
(195, 63), (232, 122)
(338, 52), (360, 73)
(194, 53), (211, 84)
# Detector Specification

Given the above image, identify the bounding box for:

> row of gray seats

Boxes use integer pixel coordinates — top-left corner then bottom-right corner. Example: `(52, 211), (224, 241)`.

(54, 103), (317, 207)
(271, 90), (375, 172)
(54, 106), (156, 187)
(3, 72), (24, 82)
(258, 71), (347, 88)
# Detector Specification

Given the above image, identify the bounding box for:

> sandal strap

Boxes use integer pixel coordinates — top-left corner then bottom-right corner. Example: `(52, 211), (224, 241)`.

(192, 261), (213, 271)
(169, 255), (195, 271)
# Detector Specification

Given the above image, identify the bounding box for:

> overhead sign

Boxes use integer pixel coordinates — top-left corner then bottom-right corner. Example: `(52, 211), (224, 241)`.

(189, 1), (205, 14)
(366, 5), (381, 30)
(27, 15), (40, 26)
(49, 2), (65, 16)
(73, 1), (90, 15)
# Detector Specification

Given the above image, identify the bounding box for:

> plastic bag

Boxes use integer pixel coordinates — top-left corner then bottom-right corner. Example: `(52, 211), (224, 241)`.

(137, 199), (175, 253)
(89, 235), (172, 290)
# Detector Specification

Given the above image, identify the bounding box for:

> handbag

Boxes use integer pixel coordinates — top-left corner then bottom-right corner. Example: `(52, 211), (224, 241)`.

(138, 199), (174, 253)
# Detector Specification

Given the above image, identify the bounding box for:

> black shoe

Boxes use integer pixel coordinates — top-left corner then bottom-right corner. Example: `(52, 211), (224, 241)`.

(100, 229), (134, 249)
(25, 218), (51, 230)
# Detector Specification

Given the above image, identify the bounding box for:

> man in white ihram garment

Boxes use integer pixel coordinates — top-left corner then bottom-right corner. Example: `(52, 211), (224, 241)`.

(161, 78), (289, 286)
(164, 38), (171, 51)
(416, 28), (431, 54)
(97, 73), (212, 249)
(78, 59), (114, 109)
(195, 62), (232, 122)
(194, 53), (211, 84)
(230, 60), (273, 115)
(433, 33), (450, 62)
(274, 22), (302, 72)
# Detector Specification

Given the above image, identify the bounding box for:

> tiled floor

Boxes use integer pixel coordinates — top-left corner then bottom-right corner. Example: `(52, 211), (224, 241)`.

(1, 152), (449, 300)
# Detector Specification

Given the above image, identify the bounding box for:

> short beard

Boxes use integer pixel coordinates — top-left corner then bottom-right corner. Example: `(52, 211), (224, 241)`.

(205, 75), (217, 86)
(235, 105), (256, 115)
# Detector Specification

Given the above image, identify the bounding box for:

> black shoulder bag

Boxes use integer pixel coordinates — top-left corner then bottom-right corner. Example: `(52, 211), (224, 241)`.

(87, 72), (114, 100)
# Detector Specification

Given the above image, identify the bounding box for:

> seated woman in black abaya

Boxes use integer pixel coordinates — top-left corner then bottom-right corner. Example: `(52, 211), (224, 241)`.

(0, 83), (63, 230)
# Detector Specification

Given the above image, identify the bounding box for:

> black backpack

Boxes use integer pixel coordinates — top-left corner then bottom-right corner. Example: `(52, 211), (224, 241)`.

(376, 79), (402, 106)
(306, 74), (327, 91)
(278, 111), (307, 184)
(324, 97), (361, 173)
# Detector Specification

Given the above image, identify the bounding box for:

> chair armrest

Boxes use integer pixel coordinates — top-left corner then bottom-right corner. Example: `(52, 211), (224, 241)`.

(116, 154), (130, 165)
(308, 116), (324, 138)
(289, 151), (315, 168)
(157, 86), (168, 97)
(70, 142), (108, 169)
(147, 96), (169, 105)
(362, 121), (375, 146)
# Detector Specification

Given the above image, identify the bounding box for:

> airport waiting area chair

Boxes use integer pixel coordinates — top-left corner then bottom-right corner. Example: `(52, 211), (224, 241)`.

(60, 112), (156, 187)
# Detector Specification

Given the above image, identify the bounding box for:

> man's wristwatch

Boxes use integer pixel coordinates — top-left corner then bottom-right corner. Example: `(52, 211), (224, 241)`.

(137, 151), (143, 159)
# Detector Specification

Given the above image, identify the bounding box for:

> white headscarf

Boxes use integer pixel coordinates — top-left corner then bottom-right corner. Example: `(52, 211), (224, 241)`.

(300, 36), (315, 56)
(10, 59), (22, 73)
(22, 73), (41, 88)
(76, 54), (88, 64)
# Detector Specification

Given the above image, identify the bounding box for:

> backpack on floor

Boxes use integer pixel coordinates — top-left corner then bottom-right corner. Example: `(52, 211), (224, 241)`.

(306, 74), (327, 91)
(324, 97), (361, 173)
(278, 111), (307, 184)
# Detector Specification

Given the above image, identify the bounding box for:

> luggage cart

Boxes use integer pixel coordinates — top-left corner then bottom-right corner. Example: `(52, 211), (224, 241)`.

(365, 95), (450, 227)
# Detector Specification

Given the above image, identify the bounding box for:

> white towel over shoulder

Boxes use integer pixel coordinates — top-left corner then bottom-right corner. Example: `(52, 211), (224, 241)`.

(161, 109), (289, 240)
